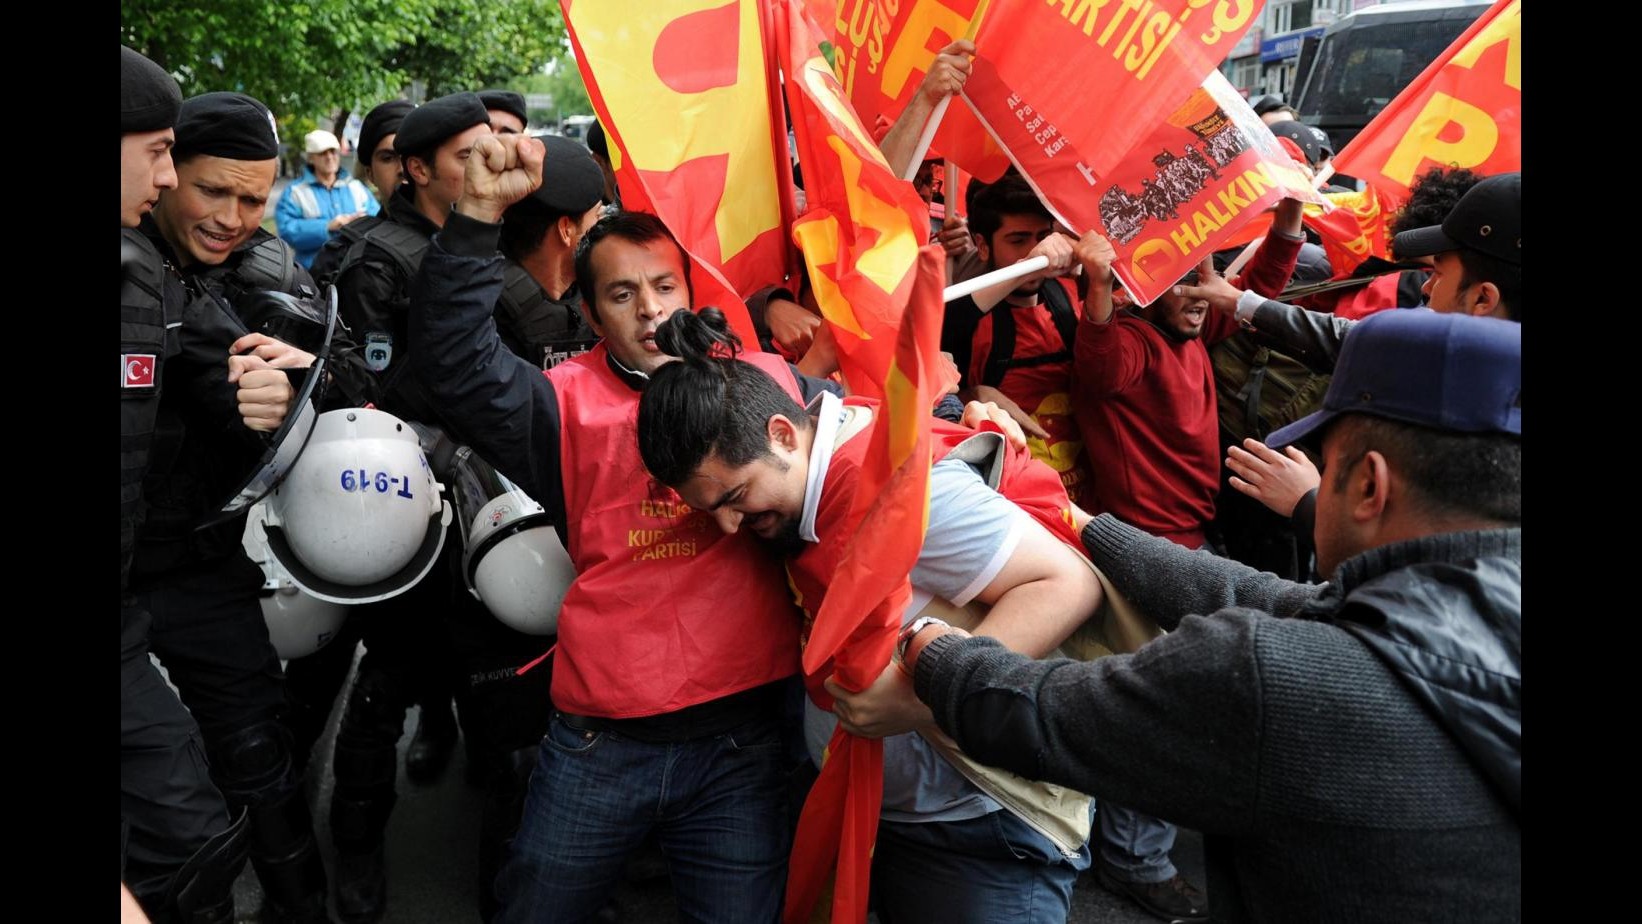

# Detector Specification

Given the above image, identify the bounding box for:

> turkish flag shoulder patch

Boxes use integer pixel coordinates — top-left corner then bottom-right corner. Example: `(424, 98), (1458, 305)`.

(123, 354), (157, 388)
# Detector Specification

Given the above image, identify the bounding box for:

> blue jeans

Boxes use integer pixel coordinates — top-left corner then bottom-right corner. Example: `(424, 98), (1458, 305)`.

(493, 712), (791, 923)
(872, 809), (1092, 924)
(1098, 801), (1178, 883)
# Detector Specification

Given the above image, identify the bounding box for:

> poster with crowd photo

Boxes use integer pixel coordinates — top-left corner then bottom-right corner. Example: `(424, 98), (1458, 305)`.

(965, 70), (1328, 305)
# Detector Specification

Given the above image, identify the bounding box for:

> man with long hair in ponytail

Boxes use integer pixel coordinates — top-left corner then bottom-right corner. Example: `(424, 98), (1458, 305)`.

(636, 308), (1105, 923)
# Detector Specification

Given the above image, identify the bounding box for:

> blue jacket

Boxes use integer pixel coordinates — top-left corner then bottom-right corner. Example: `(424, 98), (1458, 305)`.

(275, 167), (380, 268)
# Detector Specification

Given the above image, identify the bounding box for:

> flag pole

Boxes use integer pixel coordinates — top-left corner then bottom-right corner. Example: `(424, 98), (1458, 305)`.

(899, 0), (992, 182)
(943, 255), (1048, 302)
(901, 97), (950, 181)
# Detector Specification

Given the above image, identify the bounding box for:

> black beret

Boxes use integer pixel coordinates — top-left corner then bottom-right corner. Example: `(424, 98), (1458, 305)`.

(172, 92), (280, 161)
(394, 92), (490, 157)
(121, 45), (182, 134)
(507, 135), (607, 219)
(355, 99), (415, 170)
(478, 89), (527, 128)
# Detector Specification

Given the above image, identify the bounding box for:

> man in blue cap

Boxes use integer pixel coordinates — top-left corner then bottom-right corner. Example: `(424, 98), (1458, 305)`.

(896, 309), (1522, 922)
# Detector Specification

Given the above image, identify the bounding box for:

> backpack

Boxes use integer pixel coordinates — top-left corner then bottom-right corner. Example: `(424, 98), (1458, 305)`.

(1210, 331), (1331, 453)
(980, 278), (1078, 389)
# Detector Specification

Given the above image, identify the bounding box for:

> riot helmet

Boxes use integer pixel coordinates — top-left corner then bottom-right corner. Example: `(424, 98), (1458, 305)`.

(253, 407), (451, 604)
(449, 445), (575, 635)
(243, 508), (349, 659)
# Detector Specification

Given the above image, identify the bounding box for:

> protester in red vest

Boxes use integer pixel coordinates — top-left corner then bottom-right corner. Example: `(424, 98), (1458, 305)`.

(635, 306), (1104, 924)
(408, 131), (836, 923)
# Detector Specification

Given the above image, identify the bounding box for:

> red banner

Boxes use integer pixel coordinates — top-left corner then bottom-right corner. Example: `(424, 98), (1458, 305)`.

(806, 0), (1013, 181)
(967, 70), (1326, 305)
(1333, 0), (1520, 208)
(965, 0), (1262, 181)
(562, 0), (796, 345)
(775, 3), (944, 921)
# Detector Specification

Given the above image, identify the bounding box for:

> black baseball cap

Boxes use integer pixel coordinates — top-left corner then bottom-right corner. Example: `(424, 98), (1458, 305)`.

(1392, 173), (1521, 266)
(1251, 94), (1291, 117)
(1268, 308), (1522, 450)
(1267, 120), (1333, 169)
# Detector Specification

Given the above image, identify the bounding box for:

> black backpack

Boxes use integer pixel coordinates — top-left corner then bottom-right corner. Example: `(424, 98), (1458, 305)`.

(980, 279), (1078, 389)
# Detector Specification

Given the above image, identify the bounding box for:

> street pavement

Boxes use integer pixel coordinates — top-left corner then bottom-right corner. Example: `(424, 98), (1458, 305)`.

(230, 644), (1206, 923)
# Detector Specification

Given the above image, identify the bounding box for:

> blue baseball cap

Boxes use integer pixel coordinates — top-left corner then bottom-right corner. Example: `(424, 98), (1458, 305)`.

(1267, 308), (1522, 450)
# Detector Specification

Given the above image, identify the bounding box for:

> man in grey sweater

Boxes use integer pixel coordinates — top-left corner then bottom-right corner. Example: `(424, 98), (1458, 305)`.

(886, 309), (1521, 922)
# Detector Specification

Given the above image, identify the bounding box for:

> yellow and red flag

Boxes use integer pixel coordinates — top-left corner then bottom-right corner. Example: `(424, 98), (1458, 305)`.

(805, 0), (1012, 181)
(774, 2), (945, 921)
(1333, 0), (1520, 208)
(561, 0), (797, 345)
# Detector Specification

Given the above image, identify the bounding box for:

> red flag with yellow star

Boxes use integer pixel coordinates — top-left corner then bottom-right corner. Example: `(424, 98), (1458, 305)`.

(774, 2), (946, 921)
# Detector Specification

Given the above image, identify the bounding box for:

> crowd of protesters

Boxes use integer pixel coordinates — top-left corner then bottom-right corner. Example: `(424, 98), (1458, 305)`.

(120, 30), (1519, 924)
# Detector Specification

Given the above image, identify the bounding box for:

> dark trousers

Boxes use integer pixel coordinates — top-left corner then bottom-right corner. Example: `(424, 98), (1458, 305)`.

(120, 601), (233, 908)
(136, 552), (325, 913)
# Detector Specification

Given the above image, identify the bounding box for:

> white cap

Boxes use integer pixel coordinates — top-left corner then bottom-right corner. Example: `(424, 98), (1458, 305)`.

(304, 129), (341, 154)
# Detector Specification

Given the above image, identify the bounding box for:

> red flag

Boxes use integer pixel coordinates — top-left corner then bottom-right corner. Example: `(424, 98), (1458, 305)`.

(1333, 0), (1520, 208)
(1219, 185), (1392, 277)
(775, 3), (945, 921)
(805, 0), (1012, 181)
(963, 0), (1262, 182)
(562, 0), (797, 345)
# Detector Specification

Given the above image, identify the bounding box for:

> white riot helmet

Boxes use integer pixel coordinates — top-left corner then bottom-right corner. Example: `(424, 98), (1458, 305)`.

(450, 445), (575, 635)
(252, 408), (452, 604)
(243, 508), (350, 659)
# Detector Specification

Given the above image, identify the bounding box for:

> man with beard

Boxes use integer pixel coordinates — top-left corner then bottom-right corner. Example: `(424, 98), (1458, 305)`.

(1070, 203), (1304, 553)
(633, 307), (1105, 923)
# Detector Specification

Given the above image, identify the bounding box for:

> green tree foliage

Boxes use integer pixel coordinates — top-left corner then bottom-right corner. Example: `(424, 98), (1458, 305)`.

(121, 0), (567, 117)
(517, 57), (593, 126)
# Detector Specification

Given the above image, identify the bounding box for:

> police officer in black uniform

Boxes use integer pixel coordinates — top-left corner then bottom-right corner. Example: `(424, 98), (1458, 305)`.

(493, 134), (605, 369)
(120, 48), (252, 924)
(323, 92), (498, 924)
(133, 90), (346, 924)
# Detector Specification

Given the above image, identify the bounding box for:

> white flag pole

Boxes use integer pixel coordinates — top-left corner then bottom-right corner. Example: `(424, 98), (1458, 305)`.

(901, 96), (952, 182)
(943, 256), (1048, 303)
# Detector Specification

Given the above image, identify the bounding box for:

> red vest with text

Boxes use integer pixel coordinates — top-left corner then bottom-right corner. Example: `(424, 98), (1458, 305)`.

(786, 399), (1079, 703)
(549, 345), (803, 718)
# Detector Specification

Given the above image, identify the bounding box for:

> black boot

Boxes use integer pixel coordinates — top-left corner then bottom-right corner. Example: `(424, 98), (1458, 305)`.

(405, 698), (458, 784)
(334, 844), (386, 924)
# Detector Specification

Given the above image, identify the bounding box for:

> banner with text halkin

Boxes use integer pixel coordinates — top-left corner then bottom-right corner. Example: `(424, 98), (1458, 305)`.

(966, 69), (1327, 305)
